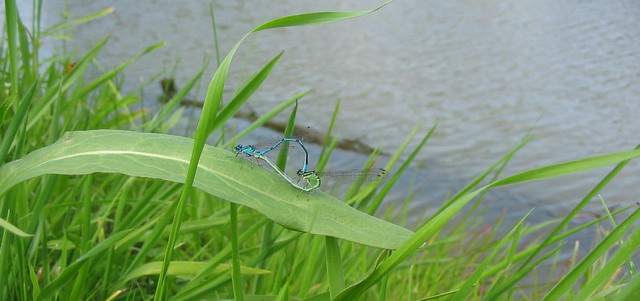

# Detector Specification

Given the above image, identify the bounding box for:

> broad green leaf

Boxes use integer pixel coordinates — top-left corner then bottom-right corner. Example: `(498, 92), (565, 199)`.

(0, 130), (413, 249)
(0, 217), (32, 237)
(124, 261), (270, 282)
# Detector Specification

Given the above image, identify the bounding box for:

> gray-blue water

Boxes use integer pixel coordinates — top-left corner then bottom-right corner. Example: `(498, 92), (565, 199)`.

(12, 1), (640, 229)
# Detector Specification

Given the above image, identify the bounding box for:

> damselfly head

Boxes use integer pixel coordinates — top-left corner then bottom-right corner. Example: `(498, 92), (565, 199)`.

(234, 144), (259, 155)
(297, 169), (317, 177)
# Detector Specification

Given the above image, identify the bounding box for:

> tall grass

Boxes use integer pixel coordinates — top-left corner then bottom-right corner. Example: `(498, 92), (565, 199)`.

(1, 0), (639, 300)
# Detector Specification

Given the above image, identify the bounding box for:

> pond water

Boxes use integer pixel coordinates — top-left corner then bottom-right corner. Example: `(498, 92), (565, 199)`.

(16, 0), (640, 226)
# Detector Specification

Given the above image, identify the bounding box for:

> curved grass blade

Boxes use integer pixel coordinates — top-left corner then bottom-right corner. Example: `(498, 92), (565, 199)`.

(542, 208), (640, 301)
(0, 80), (38, 163)
(0, 130), (413, 250)
(76, 41), (165, 98)
(449, 210), (532, 301)
(614, 270), (640, 301)
(168, 1), (397, 297)
(27, 35), (111, 131)
(229, 203), (244, 301)
(335, 147), (640, 300)
(223, 90), (311, 148)
(4, 0), (20, 96)
(253, 0), (393, 32)
(44, 7), (115, 35)
(276, 100), (300, 170)
(575, 221), (640, 299)
(208, 51), (284, 134)
(124, 261), (269, 282)
(143, 66), (206, 132)
(37, 229), (133, 300)
(365, 124), (435, 214)
(516, 144), (640, 271)
(0, 217), (32, 237)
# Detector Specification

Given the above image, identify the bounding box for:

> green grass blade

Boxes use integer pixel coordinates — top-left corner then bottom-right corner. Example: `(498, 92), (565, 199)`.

(143, 68), (206, 132)
(316, 136), (338, 173)
(17, 17), (33, 87)
(352, 123), (422, 208)
(614, 271), (640, 301)
(4, 0), (20, 97)
(492, 149), (640, 187)
(543, 208), (640, 300)
(208, 2), (221, 65)
(479, 206), (631, 280)
(124, 261), (269, 282)
(517, 144), (640, 271)
(450, 210), (532, 301)
(336, 148), (640, 300)
(44, 7), (115, 34)
(208, 51), (284, 134)
(365, 124), (436, 215)
(173, 219), (269, 299)
(275, 100), (298, 169)
(302, 292), (331, 301)
(28, 35), (110, 131)
(37, 229), (133, 300)
(384, 122), (422, 173)
(344, 148), (381, 202)
(486, 244), (564, 299)
(325, 236), (345, 299)
(599, 195), (637, 275)
(253, 0), (393, 31)
(154, 31), (237, 296)
(224, 90), (311, 148)
(76, 41), (165, 99)
(447, 136), (532, 212)
(0, 217), (32, 237)
(297, 236), (325, 298)
(230, 203), (245, 301)
(0, 80), (38, 163)
(574, 221), (640, 300)
(317, 99), (340, 171)
(0, 130), (412, 250)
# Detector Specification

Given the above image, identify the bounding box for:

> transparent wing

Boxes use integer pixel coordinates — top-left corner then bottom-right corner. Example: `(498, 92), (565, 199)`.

(317, 168), (387, 183)
(234, 133), (314, 173)
(241, 133), (314, 153)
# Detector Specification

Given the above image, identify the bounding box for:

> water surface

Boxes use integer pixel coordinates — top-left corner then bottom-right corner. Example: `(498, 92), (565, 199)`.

(20, 0), (640, 223)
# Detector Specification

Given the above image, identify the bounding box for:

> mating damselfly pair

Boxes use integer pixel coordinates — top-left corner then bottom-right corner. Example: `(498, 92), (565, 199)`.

(233, 135), (386, 192)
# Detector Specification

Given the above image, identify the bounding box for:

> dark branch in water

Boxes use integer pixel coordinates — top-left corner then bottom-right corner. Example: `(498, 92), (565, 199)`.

(159, 78), (384, 155)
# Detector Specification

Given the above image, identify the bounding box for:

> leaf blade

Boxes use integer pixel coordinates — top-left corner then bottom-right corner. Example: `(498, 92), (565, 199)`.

(0, 130), (413, 250)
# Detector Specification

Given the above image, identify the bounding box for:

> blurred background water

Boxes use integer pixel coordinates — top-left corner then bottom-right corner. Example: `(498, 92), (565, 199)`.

(11, 0), (640, 226)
